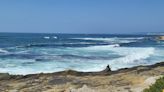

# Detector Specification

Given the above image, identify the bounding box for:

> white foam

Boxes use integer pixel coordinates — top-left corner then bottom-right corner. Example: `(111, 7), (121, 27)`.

(111, 47), (155, 64)
(71, 37), (141, 44)
(44, 36), (50, 39)
(119, 37), (144, 40)
(53, 36), (58, 39)
(0, 49), (8, 53)
(0, 44), (157, 75)
(78, 44), (120, 51)
(72, 37), (144, 40)
(77, 45), (155, 69)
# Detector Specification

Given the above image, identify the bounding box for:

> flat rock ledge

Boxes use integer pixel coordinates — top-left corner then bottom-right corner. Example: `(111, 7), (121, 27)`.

(0, 62), (164, 92)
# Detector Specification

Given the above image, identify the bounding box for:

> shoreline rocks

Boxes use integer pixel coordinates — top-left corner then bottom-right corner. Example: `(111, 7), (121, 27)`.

(156, 36), (164, 40)
(0, 62), (164, 92)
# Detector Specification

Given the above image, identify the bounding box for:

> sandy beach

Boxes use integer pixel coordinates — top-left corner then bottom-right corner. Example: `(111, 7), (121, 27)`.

(0, 62), (164, 92)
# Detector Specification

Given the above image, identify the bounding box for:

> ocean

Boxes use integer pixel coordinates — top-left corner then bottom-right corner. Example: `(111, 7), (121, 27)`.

(0, 33), (164, 75)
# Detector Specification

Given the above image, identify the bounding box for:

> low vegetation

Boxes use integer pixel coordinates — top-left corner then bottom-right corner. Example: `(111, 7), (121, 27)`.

(143, 76), (164, 92)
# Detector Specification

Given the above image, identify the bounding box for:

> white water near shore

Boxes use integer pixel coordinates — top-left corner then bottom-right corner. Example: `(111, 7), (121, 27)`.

(0, 44), (162, 75)
(0, 35), (164, 75)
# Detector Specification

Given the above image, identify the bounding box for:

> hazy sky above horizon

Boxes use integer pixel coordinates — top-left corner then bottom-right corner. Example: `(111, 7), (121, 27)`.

(0, 0), (164, 34)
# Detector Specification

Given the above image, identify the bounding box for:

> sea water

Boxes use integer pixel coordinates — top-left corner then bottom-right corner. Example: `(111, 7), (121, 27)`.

(0, 33), (164, 75)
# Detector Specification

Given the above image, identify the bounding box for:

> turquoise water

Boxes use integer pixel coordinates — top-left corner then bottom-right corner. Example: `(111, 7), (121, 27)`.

(0, 33), (164, 75)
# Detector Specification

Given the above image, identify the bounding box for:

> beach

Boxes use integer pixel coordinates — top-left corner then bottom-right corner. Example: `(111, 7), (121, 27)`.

(0, 61), (164, 92)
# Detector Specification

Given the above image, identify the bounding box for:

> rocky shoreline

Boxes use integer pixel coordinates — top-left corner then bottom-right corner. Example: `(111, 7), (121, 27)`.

(0, 62), (164, 92)
(156, 36), (164, 40)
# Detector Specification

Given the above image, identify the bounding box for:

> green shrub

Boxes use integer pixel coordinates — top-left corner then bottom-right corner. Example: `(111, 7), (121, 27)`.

(143, 76), (164, 92)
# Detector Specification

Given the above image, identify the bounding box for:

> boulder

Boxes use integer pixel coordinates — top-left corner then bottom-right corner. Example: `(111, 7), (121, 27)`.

(157, 36), (164, 40)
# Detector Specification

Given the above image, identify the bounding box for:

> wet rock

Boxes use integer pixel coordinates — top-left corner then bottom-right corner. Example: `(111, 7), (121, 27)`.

(0, 73), (11, 80)
(156, 36), (164, 40)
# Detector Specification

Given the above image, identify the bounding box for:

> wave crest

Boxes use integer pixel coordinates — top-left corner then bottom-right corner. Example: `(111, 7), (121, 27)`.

(71, 37), (144, 44)
(0, 49), (8, 53)
(113, 47), (155, 64)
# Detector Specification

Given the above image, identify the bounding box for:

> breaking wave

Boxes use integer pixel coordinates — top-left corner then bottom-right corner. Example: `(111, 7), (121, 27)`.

(77, 45), (155, 68)
(0, 45), (156, 74)
(0, 49), (8, 53)
(78, 44), (120, 50)
(43, 36), (50, 39)
(71, 37), (144, 44)
(43, 36), (58, 39)
(111, 47), (155, 63)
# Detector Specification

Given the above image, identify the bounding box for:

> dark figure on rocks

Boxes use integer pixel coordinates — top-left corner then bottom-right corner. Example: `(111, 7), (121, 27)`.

(102, 65), (111, 72)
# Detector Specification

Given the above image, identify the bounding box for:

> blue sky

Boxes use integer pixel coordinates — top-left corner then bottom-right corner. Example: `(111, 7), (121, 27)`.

(0, 0), (163, 34)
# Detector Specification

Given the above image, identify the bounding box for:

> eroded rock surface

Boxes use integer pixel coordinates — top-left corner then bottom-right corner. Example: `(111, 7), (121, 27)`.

(0, 62), (164, 92)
